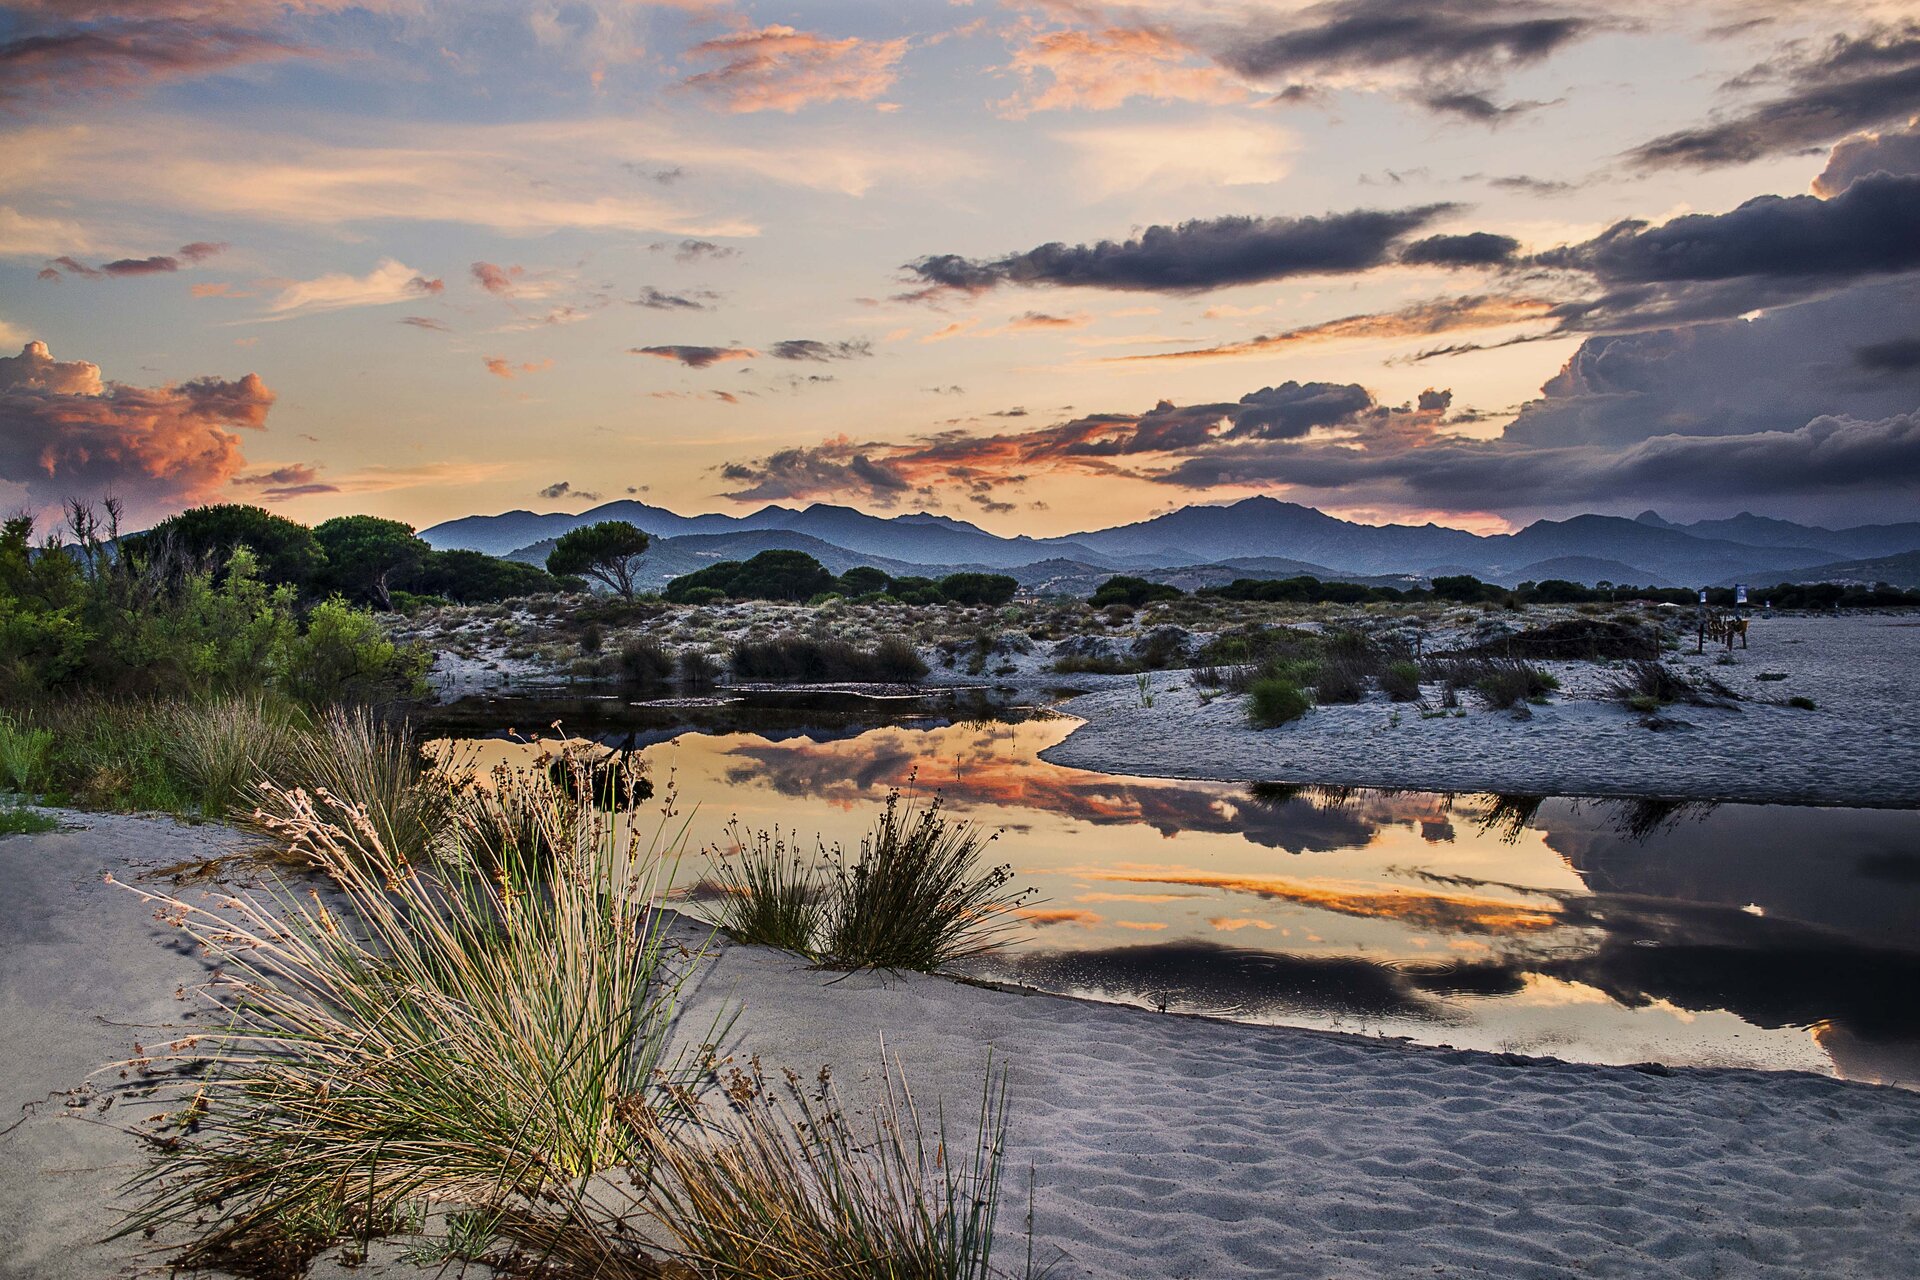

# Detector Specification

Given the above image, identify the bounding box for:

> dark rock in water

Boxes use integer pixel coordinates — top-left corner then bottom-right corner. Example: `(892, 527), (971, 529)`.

(1642, 714), (1695, 732)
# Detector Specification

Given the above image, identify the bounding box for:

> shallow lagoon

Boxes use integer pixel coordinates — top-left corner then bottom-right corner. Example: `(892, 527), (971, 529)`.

(425, 688), (1920, 1088)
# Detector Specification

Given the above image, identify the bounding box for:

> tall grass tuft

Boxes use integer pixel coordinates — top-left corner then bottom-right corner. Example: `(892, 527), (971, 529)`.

(249, 704), (451, 865)
(633, 1049), (1019, 1280)
(163, 695), (302, 817)
(698, 790), (1031, 972)
(0, 712), (53, 793)
(701, 819), (828, 954)
(822, 791), (1026, 971)
(112, 754), (698, 1274)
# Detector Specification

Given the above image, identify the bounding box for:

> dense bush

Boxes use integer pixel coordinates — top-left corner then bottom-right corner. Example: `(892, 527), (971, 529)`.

(1247, 675), (1312, 727)
(936, 572), (1019, 607)
(665, 550), (836, 603)
(410, 549), (571, 602)
(1090, 575), (1183, 608)
(0, 509), (428, 707)
(730, 635), (927, 683)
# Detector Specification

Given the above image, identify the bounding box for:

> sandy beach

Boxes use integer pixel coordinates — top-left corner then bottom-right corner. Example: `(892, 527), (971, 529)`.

(1046, 614), (1920, 808)
(4, 811), (1918, 1279)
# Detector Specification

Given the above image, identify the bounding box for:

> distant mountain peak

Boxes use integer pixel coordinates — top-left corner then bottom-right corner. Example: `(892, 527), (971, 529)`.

(1635, 510), (1675, 528)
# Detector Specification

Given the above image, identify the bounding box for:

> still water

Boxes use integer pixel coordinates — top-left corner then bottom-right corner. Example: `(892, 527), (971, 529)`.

(425, 689), (1920, 1089)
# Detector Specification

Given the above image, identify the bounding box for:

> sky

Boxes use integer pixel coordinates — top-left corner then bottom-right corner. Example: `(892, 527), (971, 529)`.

(2, 0), (1918, 537)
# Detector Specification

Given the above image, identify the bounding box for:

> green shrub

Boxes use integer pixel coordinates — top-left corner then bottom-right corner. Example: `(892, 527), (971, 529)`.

(616, 637), (675, 684)
(279, 598), (430, 707)
(1248, 676), (1312, 727)
(1475, 661), (1558, 709)
(731, 636), (926, 684)
(0, 805), (58, 837)
(1380, 661), (1423, 702)
(1089, 575), (1183, 608)
(936, 572), (1018, 607)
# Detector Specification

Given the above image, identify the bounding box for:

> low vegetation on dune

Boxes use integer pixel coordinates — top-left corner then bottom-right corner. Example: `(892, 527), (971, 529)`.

(700, 788), (1032, 972)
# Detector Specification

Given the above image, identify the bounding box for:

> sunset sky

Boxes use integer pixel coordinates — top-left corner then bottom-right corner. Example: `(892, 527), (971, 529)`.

(3, 0), (1918, 535)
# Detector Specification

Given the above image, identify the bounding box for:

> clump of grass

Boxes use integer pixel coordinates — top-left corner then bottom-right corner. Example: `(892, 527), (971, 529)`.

(163, 695), (302, 818)
(617, 636), (675, 684)
(1380, 660), (1423, 702)
(0, 804), (58, 836)
(248, 705), (452, 865)
(0, 713), (54, 793)
(633, 1050), (1018, 1280)
(701, 819), (828, 954)
(44, 698), (194, 812)
(1247, 675), (1311, 727)
(699, 789), (1029, 972)
(1473, 660), (1558, 709)
(1310, 655), (1369, 704)
(678, 647), (722, 688)
(112, 754), (697, 1275)
(822, 792), (1026, 971)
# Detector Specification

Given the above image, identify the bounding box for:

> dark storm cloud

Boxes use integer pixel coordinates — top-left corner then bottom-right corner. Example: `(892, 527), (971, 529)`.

(1399, 231), (1521, 267)
(100, 255), (178, 276)
(1149, 408), (1920, 513)
(1215, 0), (1591, 83)
(768, 338), (873, 361)
(902, 206), (1455, 297)
(1228, 382), (1378, 439)
(40, 242), (227, 282)
(1627, 27), (1920, 170)
(1542, 173), (1920, 286)
(1815, 118), (1920, 195)
(1854, 336), (1920, 372)
(661, 239), (739, 263)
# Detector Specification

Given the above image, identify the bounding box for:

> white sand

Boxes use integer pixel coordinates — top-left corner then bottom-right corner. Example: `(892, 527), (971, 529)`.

(1046, 614), (1920, 807)
(674, 939), (1920, 1280)
(7, 808), (1918, 1279)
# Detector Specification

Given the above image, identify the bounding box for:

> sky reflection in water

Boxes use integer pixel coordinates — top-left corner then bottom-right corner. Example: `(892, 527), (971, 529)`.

(430, 693), (1920, 1089)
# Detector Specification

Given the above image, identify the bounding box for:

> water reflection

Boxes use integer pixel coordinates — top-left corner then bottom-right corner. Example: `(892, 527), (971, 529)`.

(425, 693), (1920, 1088)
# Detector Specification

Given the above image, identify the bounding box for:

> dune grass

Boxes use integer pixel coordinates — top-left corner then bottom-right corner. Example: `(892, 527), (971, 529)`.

(0, 712), (53, 793)
(162, 694), (302, 818)
(634, 1049), (1021, 1280)
(1247, 675), (1312, 727)
(112, 753), (699, 1276)
(700, 789), (1031, 972)
(701, 819), (829, 954)
(0, 804), (58, 836)
(246, 704), (453, 865)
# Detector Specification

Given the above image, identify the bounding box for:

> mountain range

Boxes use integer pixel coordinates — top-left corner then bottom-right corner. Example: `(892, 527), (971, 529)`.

(421, 497), (1920, 593)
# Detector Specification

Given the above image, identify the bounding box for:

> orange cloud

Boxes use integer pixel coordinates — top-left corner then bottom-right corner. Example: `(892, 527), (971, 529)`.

(0, 340), (274, 524)
(483, 355), (555, 379)
(1090, 868), (1564, 936)
(997, 25), (1245, 117)
(680, 24), (908, 114)
(1107, 295), (1557, 364)
(1209, 917), (1275, 931)
(1114, 920), (1169, 931)
(1019, 907), (1103, 928)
